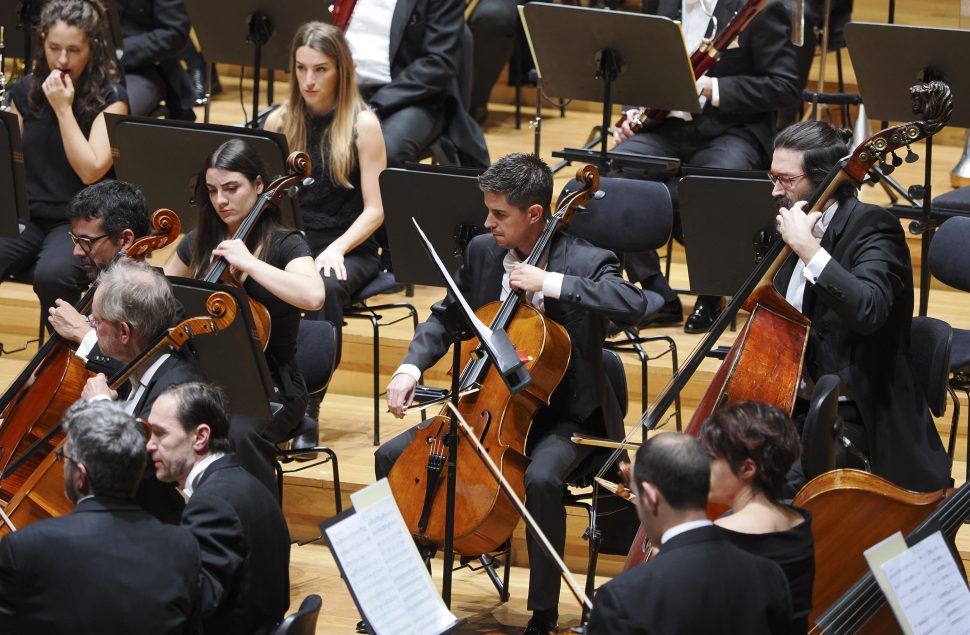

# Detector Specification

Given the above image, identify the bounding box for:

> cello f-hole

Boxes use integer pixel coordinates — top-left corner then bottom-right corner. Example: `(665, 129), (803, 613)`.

(478, 411), (492, 445)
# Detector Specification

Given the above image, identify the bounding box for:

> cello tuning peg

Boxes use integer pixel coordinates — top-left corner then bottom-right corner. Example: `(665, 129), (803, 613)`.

(868, 170), (881, 184)
(880, 160), (895, 175)
(303, 177), (315, 186)
(891, 151), (903, 167)
(905, 147), (919, 163)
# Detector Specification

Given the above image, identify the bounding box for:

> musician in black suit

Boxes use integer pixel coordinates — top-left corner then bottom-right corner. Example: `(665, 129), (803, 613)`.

(377, 153), (649, 634)
(147, 382), (290, 635)
(586, 432), (791, 634)
(117, 0), (197, 120)
(617, 0), (803, 333)
(0, 400), (201, 634)
(772, 121), (950, 492)
(80, 257), (205, 522)
(344, 0), (490, 167)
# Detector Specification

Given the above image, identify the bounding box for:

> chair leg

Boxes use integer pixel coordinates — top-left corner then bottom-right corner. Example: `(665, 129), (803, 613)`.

(947, 384), (960, 462)
(370, 314), (381, 446)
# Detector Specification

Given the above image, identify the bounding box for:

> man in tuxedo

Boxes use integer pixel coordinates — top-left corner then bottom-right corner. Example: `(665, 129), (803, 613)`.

(147, 382), (290, 635)
(0, 400), (201, 634)
(586, 432), (791, 634)
(616, 0), (802, 333)
(80, 257), (205, 521)
(773, 120), (950, 492)
(344, 0), (489, 167)
(378, 153), (650, 634)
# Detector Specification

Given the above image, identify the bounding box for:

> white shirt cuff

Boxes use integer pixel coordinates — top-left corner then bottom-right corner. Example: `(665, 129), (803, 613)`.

(87, 393), (112, 403)
(801, 248), (832, 284)
(75, 328), (98, 361)
(710, 77), (720, 107)
(542, 272), (564, 300)
(393, 364), (422, 384)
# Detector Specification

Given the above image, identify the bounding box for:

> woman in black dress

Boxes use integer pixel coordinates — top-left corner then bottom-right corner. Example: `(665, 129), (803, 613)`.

(0, 0), (129, 321)
(701, 401), (816, 634)
(164, 139), (325, 443)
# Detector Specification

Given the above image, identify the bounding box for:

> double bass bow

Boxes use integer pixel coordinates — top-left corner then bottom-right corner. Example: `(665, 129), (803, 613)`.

(386, 166), (599, 557)
(0, 208), (181, 502)
(0, 291), (238, 534)
(199, 150), (313, 348)
(599, 80), (953, 570)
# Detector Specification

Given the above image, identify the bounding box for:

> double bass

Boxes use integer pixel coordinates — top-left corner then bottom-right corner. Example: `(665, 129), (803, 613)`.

(0, 209), (181, 501)
(0, 291), (238, 535)
(386, 166), (598, 556)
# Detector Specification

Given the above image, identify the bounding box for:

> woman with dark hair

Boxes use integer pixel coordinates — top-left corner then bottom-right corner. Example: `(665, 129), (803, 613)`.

(0, 0), (129, 321)
(164, 138), (325, 442)
(701, 401), (815, 635)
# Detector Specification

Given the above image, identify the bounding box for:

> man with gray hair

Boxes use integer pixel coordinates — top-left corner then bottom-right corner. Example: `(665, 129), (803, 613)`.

(0, 400), (201, 634)
(81, 257), (205, 522)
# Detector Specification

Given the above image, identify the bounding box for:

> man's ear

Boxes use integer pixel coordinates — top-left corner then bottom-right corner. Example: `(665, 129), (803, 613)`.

(639, 481), (661, 515)
(526, 203), (544, 225)
(193, 424), (212, 454)
(74, 462), (91, 497)
(118, 228), (136, 251)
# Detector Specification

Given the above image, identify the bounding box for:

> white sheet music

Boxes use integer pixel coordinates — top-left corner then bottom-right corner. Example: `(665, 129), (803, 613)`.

(879, 531), (970, 635)
(324, 479), (458, 635)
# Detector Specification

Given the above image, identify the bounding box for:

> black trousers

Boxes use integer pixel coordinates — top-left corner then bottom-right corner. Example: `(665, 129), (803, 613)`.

(613, 121), (766, 300)
(376, 103), (445, 168)
(467, 0), (519, 113)
(374, 410), (592, 612)
(0, 220), (87, 328)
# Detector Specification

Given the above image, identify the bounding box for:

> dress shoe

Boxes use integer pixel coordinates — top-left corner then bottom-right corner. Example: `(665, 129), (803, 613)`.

(684, 295), (725, 334)
(288, 415), (319, 461)
(356, 619), (368, 633)
(523, 609), (558, 635)
(643, 297), (683, 327)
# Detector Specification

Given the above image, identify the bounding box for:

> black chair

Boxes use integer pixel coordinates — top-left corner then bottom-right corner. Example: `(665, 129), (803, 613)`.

(274, 594), (322, 635)
(276, 319), (342, 519)
(801, 374), (840, 482)
(559, 175), (680, 425)
(927, 216), (970, 481)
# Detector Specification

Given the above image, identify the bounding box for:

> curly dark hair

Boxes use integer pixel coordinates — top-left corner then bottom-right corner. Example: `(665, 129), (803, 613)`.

(28, 0), (121, 126)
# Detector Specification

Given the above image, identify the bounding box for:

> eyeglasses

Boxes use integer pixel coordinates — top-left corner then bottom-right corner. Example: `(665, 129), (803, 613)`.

(85, 314), (107, 329)
(68, 231), (109, 254)
(55, 446), (78, 464)
(767, 172), (807, 189)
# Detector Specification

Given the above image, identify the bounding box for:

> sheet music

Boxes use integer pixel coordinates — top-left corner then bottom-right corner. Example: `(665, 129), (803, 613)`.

(323, 479), (457, 635)
(878, 531), (970, 635)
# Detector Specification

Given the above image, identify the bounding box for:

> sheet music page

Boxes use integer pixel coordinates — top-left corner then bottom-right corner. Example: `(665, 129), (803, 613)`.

(324, 479), (457, 635)
(878, 531), (970, 635)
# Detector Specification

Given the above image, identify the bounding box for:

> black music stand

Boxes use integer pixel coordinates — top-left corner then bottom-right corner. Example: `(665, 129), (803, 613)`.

(520, 3), (697, 171)
(0, 110), (28, 239)
(379, 168), (489, 287)
(104, 113), (301, 232)
(846, 22), (970, 315)
(183, 0), (329, 126)
(679, 175), (776, 297)
(168, 277), (274, 420)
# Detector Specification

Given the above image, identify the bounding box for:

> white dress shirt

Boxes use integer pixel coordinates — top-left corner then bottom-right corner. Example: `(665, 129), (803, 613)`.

(180, 452), (226, 501)
(661, 519), (714, 545)
(345, 0), (396, 85)
(88, 353), (170, 416)
(784, 201), (838, 313)
(669, 0), (721, 121)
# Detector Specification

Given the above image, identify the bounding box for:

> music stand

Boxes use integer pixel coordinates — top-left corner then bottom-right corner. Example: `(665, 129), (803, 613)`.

(168, 277), (274, 420)
(0, 110), (28, 239)
(679, 176), (776, 297)
(379, 168), (489, 287)
(183, 0), (329, 126)
(520, 3), (697, 169)
(105, 113), (301, 233)
(846, 22), (970, 315)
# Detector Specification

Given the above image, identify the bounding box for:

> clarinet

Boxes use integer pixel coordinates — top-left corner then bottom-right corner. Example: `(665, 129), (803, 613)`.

(619, 0), (771, 134)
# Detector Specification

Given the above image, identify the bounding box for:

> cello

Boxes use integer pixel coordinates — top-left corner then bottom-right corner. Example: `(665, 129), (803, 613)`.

(386, 166), (598, 556)
(607, 80), (953, 569)
(0, 290), (238, 535)
(0, 209), (180, 501)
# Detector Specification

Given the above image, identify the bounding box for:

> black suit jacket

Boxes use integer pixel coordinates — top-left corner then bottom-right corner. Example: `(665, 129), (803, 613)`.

(586, 525), (791, 634)
(404, 231), (647, 437)
(775, 197), (950, 491)
(181, 456), (290, 635)
(0, 496), (201, 635)
(648, 0), (801, 156)
(367, 0), (489, 167)
(133, 350), (207, 419)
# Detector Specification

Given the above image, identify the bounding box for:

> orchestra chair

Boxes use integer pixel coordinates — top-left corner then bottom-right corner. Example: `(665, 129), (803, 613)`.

(276, 319), (342, 515)
(274, 594), (322, 635)
(801, 374), (840, 482)
(926, 216), (970, 481)
(3, 266), (47, 352)
(558, 175), (678, 423)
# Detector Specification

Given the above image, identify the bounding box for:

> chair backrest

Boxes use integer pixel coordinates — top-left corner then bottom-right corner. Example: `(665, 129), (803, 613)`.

(602, 349), (628, 418)
(294, 319), (337, 394)
(274, 594), (322, 635)
(802, 374), (840, 482)
(909, 316), (953, 417)
(557, 176), (673, 253)
(928, 216), (970, 293)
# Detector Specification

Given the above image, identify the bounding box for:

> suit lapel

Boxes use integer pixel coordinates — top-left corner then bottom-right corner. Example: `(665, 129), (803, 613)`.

(388, 0), (419, 65)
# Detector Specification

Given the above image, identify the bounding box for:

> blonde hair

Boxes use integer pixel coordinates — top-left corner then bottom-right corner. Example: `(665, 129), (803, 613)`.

(281, 22), (366, 189)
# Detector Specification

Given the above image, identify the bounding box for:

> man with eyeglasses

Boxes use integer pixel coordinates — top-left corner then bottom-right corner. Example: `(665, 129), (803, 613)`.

(772, 120), (949, 494)
(0, 399), (202, 634)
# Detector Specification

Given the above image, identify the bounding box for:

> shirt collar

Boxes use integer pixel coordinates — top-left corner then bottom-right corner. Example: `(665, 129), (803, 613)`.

(131, 353), (170, 390)
(180, 452), (226, 501)
(813, 200), (839, 240)
(661, 519), (713, 545)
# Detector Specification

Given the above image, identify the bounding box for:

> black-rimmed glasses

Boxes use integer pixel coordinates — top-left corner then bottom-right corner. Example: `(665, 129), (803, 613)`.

(68, 231), (109, 254)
